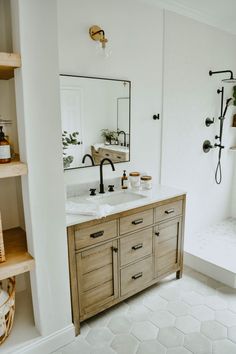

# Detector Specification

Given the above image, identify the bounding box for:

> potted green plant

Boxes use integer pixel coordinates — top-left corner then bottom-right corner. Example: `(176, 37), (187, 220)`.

(101, 129), (118, 145)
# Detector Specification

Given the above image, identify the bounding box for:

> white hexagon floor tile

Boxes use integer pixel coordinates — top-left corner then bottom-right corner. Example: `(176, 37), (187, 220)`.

(127, 303), (152, 322)
(201, 320), (227, 340)
(158, 327), (184, 348)
(131, 320), (158, 341)
(215, 310), (236, 327)
(229, 300), (236, 313)
(91, 344), (116, 354)
(86, 327), (114, 346)
(228, 326), (236, 343)
(167, 300), (190, 317)
(175, 315), (201, 334)
(159, 287), (182, 301)
(136, 340), (166, 354)
(59, 338), (91, 354)
(166, 348), (192, 354)
(190, 305), (215, 321)
(107, 315), (132, 335)
(150, 310), (175, 328)
(110, 334), (139, 354)
(143, 294), (168, 311)
(182, 291), (204, 306)
(204, 295), (227, 310)
(184, 332), (212, 354)
(213, 339), (236, 354)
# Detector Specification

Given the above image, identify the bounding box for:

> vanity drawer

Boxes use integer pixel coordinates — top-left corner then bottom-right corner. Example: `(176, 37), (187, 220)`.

(120, 228), (153, 266)
(74, 220), (118, 249)
(120, 256), (153, 296)
(155, 200), (183, 222)
(119, 209), (153, 235)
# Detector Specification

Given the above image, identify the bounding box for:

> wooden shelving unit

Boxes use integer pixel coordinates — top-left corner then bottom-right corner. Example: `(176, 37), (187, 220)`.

(0, 52), (21, 80)
(0, 228), (34, 281)
(0, 156), (27, 179)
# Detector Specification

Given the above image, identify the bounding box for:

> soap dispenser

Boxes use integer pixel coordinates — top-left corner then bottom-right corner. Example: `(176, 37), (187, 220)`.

(0, 126), (11, 163)
(121, 170), (128, 189)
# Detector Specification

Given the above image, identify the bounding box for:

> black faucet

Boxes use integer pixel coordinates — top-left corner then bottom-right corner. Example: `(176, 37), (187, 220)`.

(82, 154), (95, 166)
(99, 158), (115, 194)
(118, 130), (127, 147)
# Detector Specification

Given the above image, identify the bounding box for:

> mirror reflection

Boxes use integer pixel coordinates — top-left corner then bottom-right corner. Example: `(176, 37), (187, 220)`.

(60, 75), (131, 170)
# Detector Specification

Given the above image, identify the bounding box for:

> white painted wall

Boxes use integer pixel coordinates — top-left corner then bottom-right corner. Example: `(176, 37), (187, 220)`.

(161, 11), (236, 240)
(11, 0), (72, 338)
(57, 0), (164, 186)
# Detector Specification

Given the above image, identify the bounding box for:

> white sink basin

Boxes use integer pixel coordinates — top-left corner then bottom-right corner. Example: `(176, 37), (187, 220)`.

(87, 191), (146, 206)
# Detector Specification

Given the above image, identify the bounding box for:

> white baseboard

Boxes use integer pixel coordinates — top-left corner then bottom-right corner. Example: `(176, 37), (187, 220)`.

(13, 324), (75, 354)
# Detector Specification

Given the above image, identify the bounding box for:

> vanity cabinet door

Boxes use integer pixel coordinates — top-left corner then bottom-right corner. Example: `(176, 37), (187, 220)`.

(76, 240), (118, 319)
(154, 217), (182, 278)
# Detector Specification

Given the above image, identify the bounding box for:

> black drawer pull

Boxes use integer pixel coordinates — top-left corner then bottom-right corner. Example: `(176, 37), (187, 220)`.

(155, 232), (160, 237)
(132, 243), (143, 250)
(116, 156), (121, 159)
(105, 153), (110, 156)
(132, 272), (143, 280)
(90, 230), (104, 238)
(132, 218), (143, 225)
(165, 208), (174, 215)
(113, 247), (118, 253)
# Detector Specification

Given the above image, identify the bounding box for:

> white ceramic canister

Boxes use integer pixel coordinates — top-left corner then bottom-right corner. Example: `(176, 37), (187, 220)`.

(141, 175), (152, 190)
(129, 172), (140, 189)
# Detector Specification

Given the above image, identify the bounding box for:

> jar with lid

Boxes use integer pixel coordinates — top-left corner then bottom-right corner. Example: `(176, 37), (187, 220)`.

(141, 175), (152, 190)
(129, 172), (140, 189)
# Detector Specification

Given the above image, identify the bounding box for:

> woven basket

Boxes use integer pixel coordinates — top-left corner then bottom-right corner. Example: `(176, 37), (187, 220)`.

(0, 277), (15, 345)
(0, 213), (6, 263)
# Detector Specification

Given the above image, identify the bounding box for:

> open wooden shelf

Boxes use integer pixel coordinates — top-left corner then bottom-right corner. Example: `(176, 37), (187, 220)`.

(0, 156), (27, 179)
(0, 52), (21, 80)
(0, 228), (34, 280)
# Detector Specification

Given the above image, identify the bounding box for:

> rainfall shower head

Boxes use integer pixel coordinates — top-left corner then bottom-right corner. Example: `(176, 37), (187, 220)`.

(209, 70), (236, 83)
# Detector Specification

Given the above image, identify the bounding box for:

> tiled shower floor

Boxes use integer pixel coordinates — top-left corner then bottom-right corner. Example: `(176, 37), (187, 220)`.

(54, 267), (236, 354)
(185, 218), (236, 273)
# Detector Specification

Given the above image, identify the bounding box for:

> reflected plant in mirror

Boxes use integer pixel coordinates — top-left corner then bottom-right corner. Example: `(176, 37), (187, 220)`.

(60, 75), (131, 170)
(62, 131), (81, 169)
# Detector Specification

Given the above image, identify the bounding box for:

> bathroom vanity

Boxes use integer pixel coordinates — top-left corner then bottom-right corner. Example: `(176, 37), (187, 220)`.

(66, 186), (186, 335)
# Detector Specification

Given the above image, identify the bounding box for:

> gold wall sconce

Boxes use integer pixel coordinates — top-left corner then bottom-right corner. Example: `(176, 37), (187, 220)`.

(89, 25), (108, 49)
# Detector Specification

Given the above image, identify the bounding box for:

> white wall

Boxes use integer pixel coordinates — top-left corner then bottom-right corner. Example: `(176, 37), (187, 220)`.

(161, 11), (236, 239)
(58, 0), (164, 186)
(11, 0), (72, 337)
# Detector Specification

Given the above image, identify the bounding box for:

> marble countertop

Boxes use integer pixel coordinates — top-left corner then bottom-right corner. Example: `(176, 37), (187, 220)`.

(66, 184), (187, 227)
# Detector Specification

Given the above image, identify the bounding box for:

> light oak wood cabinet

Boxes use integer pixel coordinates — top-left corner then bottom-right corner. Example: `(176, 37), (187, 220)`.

(67, 194), (186, 335)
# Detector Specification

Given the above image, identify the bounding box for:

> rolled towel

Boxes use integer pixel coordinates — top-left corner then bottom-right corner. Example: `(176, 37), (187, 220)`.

(66, 201), (114, 218)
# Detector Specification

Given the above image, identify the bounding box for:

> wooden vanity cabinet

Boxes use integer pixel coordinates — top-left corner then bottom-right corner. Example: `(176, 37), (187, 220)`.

(67, 195), (186, 335)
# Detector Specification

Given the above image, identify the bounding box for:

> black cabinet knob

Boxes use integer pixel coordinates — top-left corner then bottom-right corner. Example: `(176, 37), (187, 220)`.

(153, 114), (160, 120)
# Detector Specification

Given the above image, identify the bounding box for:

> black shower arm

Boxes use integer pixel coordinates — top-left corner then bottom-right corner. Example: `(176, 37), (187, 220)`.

(209, 70), (234, 79)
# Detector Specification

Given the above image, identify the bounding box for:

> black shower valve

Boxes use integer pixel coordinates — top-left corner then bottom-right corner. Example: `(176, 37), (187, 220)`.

(205, 117), (214, 127)
(203, 140), (214, 153)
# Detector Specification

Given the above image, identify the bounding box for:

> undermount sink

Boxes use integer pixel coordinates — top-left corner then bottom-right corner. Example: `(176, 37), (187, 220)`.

(87, 191), (146, 206)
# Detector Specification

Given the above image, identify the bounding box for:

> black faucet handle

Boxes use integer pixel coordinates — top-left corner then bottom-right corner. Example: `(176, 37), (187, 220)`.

(108, 185), (115, 192)
(89, 188), (96, 196)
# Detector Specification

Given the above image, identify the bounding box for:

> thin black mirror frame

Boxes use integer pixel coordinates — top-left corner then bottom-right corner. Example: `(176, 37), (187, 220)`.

(60, 74), (131, 171)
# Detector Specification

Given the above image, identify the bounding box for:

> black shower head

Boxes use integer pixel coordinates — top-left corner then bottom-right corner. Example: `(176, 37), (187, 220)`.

(209, 70), (236, 83)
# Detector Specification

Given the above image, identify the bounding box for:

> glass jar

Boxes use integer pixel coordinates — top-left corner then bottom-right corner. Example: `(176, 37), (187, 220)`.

(141, 176), (152, 190)
(129, 172), (140, 189)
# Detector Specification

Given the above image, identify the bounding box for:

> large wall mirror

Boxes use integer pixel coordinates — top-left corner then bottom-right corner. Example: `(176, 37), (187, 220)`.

(60, 74), (131, 170)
